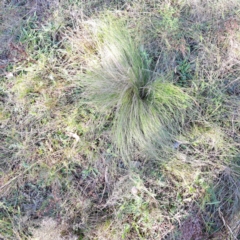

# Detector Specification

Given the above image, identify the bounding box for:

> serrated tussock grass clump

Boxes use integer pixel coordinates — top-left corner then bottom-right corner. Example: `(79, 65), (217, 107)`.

(82, 16), (191, 160)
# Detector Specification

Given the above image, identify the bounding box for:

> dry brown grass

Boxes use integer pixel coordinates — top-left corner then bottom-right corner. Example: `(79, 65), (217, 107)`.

(30, 217), (78, 240)
(0, 0), (240, 239)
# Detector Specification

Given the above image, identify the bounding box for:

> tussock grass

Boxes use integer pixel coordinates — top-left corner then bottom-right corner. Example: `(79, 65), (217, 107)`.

(82, 16), (191, 160)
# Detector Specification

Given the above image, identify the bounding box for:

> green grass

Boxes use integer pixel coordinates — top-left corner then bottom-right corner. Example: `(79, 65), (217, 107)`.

(0, 0), (240, 239)
(81, 15), (191, 161)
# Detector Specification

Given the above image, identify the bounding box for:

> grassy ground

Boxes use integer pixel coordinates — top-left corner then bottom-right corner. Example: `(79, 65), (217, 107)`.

(0, 0), (240, 239)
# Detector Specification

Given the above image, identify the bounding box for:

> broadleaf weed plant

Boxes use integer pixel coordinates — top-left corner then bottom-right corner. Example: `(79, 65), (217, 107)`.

(81, 14), (192, 161)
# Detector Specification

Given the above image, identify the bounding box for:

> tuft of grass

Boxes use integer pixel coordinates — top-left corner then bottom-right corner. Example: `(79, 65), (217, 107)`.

(82, 15), (191, 161)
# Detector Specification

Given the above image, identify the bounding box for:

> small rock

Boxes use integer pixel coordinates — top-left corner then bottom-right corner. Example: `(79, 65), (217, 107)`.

(130, 161), (141, 168)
